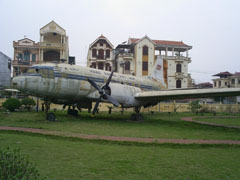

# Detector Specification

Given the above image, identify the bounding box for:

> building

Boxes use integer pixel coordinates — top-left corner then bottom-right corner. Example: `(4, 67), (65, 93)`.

(87, 35), (114, 71)
(196, 82), (213, 89)
(115, 36), (192, 89)
(12, 21), (70, 77)
(213, 71), (240, 103)
(0, 51), (11, 88)
(39, 21), (69, 63)
(12, 38), (39, 76)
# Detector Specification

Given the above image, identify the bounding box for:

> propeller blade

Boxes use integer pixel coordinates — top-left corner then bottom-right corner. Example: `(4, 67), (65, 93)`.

(105, 71), (114, 87)
(104, 94), (120, 107)
(92, 97), (101, 115)
(88, 79), (100, 91)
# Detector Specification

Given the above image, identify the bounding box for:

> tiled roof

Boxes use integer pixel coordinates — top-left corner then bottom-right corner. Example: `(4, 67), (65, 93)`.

(129, 38), (190, 47)
(213, 71), (233, 76)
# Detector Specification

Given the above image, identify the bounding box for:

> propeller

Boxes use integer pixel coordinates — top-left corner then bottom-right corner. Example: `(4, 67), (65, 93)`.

(88, 71), (120, 115)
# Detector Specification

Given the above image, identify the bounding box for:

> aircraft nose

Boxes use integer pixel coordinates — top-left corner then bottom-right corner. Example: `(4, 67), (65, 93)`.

(12, 76), (25, 90)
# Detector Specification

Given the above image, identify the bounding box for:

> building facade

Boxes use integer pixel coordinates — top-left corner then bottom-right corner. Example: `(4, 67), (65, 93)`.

(213, 72), (240, 88)
(213, 71), (240, 103)
(87, 35), (114, 71)
(115, 36), (192, 89)
(0, 51), (11, 88)
(39, 21), (69, 63)
(12, 21), (70, 77)
(12, 38), (39, 76)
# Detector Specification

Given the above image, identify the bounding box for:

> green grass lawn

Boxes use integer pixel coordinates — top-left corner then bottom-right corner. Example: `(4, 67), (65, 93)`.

(194, 116), (240, 127)
(1, 132), (240, 180)
(1, 111), (240, 140)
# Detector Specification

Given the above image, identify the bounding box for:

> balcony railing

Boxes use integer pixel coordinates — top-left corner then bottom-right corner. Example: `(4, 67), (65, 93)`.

(175, 72), (184, 79)
(12, 60), (38, 66)
(158, 55), (191, 62)
(40, 42), (64, 48)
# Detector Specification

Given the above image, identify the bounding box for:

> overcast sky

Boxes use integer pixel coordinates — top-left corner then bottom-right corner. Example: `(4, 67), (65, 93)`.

(0, 0), (240, 83)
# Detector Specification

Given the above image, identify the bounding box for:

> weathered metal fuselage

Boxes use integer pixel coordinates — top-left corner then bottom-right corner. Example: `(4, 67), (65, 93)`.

(12, 63), (162, 107)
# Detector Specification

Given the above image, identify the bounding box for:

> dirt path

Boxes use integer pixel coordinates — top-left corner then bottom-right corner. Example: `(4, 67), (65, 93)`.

(1, 126), (240, 145)
(181, 117), (240, 129)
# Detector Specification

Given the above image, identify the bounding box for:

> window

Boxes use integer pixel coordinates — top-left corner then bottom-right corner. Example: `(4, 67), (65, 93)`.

(214, 82), (216, 87)
(238, 79), (240, 84)
(24, 51), (30, 61)
(225, 82), (228, 86)
(92, 49), (97, 58)
(231, 79), (235, 85)
(105, 63), (111, 71)
(17, 53), (23, 60)
(176, 64), (182, 73)
(176, 80), (182, 88)
(142, 62), (148, 71)
(98, 62), (104, 70)
(98, 49), (104, 59)
(125, 61), (130, 71)
(91, 62), (96, 69)
(106, 49), (110, 58)
(32, 54), (36, 62)
(219, 81), (221, 87)
(100, 42), (103, 46)
(143, 46), (148, 55)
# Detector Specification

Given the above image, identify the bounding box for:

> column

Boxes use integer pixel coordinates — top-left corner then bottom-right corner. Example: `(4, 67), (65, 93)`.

(172, 48), (174, 56)
(61, 36), (63, 44)
(186, 49), (188, 57)
(165, 47), (168, 56)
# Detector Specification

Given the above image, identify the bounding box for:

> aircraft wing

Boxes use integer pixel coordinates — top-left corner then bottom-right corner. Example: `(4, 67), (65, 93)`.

(135, 88), (240, 102)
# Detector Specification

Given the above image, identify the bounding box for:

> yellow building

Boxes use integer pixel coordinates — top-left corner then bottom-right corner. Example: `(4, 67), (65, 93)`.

(39, 21), (69, 63)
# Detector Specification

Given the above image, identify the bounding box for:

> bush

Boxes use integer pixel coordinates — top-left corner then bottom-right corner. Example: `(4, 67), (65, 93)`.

(0, 147), (44, 180)
(21, 98), (36, 111)
(189, 100), (202, 113)
(2, 98), (21, 112)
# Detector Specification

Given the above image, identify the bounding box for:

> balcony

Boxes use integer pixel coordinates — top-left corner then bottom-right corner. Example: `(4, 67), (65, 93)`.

(159, 55), (191, 62)
(175, 72), (184, 79)
(118, 52), (133, 58)
(40, 42), (64, 49)
(12, 60), (38, 67)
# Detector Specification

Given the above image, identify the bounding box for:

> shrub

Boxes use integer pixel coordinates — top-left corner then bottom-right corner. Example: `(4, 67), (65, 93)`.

(2, 98), (21, 112)
(0, 147), (44, 180)
(189, 100), (202, 113)
(21, 98), (36, 111)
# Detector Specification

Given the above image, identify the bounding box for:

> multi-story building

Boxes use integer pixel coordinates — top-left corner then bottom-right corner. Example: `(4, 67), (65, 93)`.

(0, 51), (11, 88)
(12, 38), (39, 76)
(87, 35), (114, 71)
(213, 71), (240, 103)
(39, 21), (69, 63)
(115, 36), (192, 89)
(12, 21), (70, 77)
(213, 72), (240, 88)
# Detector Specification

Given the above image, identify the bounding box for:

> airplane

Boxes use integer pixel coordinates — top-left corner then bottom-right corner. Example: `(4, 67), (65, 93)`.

(12, 57), (240, 121)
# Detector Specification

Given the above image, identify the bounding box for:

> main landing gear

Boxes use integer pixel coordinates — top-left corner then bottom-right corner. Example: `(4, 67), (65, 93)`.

(67, 105), (78, 116)
(44, 101), (56, 121)
(130, 107), (143, 121)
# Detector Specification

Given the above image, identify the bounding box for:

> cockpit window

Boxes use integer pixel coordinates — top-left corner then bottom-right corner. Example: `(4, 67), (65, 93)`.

(27, 68), (37, 73)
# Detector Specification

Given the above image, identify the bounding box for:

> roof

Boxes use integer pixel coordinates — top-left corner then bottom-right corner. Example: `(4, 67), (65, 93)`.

(213, 71), (233, 77)
(0, 51), (11, 60)
(89, 34), (114, 48)
(129, 37), (191, 48)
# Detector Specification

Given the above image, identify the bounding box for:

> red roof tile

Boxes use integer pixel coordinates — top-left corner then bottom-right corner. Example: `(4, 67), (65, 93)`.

(213, 71), (233, 76)
(129, 38), (190, 47)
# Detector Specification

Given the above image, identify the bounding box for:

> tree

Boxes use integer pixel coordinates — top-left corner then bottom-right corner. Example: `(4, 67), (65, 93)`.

(2, 98), (21, 112)
(189, 100), (202, 113)
(0, 147), (45, 180)
(21, 98), (36, 111)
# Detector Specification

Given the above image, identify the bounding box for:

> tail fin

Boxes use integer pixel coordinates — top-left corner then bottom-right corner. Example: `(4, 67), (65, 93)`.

(150, 56), (167, 88)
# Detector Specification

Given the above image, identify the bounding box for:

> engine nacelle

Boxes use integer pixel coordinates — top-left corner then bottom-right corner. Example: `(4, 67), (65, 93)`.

(109, 83), (144, 108)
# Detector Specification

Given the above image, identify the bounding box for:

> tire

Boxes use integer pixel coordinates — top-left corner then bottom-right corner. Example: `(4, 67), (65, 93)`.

(46, 112), (56, 121)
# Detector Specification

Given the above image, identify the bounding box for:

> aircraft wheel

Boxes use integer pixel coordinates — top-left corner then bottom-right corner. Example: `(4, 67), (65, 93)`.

(72, 109), (78, 116)
(46, 112), (56, 121)
(136, 114), (143, 121)
(130, 114), (136, 121)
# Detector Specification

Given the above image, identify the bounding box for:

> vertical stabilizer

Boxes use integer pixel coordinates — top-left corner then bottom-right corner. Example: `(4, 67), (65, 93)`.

(150, 56), (167, 88)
